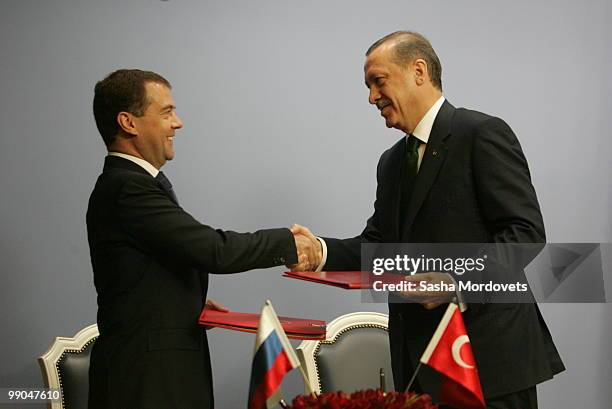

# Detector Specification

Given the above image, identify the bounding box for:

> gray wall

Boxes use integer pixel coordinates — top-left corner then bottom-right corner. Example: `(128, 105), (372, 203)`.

(1, 0), (610, 408)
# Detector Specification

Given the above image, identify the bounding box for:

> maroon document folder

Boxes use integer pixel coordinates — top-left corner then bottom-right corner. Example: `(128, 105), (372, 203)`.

(283, 271), (372, 289)
(198, 309), (327, 340)
(283, 271), (407, 289)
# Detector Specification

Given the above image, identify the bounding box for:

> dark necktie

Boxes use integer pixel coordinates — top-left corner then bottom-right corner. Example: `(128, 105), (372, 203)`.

(399, 135), (421, 229)
(156, 171), (179, 205)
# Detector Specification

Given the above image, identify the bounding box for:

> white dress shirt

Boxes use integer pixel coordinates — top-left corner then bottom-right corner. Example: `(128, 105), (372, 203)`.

(108, 152), (159, 177)
(412, 95), (445, 170)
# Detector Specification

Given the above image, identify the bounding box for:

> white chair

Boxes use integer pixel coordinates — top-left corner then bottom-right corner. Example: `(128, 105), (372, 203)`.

(296, 312), (393, 394)
(38, 324), (99, 409)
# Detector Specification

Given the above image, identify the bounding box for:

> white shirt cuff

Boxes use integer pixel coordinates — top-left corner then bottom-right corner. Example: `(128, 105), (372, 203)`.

(315, 237), (327, 272)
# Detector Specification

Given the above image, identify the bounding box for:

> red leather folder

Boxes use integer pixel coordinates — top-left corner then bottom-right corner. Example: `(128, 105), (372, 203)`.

(283, 271), (407, 289)
(198, 309), (326, 340)
(283, 271), (372, 289)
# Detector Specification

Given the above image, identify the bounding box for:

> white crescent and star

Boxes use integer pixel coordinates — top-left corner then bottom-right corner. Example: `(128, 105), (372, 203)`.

(451, 335), (474, 369)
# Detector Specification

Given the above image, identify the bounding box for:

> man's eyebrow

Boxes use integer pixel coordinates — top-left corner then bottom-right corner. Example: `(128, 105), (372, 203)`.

(160, 104), (176, 112)
(364, 72), (379, 88)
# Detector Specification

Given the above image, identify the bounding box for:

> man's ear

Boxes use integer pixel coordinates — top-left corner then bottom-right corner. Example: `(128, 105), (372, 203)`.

(413, 58), (428, 86)
(117, 111), (138, 137)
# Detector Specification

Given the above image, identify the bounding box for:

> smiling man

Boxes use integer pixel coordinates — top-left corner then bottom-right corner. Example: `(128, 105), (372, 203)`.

(295, 32), (565, 408)
(87, 69), (319, 409)
(118, 80), (179, 169)
(365, 36), (443, 135)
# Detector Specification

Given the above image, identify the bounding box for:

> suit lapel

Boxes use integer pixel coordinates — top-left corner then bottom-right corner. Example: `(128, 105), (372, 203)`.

(104, 156), (178, 205)
(385, 140), (406, 240)
(400, 100), (455, 238)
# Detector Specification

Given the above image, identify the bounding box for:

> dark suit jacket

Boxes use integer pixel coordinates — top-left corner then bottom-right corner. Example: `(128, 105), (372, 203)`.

(324, 101), (564, 398)
(86, 156), (297, 409)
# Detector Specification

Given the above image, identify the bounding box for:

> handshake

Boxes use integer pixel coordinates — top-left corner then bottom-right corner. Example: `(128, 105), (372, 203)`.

(288, 224), (323, 272)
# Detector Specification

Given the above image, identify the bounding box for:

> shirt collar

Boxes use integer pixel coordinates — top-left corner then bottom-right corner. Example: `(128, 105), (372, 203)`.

(107, 152), (159, 177)
(410, 95), (446, 144)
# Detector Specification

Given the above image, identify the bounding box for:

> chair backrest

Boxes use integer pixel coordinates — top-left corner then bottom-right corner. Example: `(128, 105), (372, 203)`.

(296, 312), (393, 395)
(38, 324), (99, 409)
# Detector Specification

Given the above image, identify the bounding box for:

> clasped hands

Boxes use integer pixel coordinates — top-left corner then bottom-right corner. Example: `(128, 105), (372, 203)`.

(286, 225), (454, 310)
(399, 272), (456, 310)
(288, 224), (322, 272)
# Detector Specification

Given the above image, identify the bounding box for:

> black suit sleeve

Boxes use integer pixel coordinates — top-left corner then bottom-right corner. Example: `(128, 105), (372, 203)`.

(472, 116), (545, 244)
(116, 175), (297, 273)
(468, 117), (546, 295)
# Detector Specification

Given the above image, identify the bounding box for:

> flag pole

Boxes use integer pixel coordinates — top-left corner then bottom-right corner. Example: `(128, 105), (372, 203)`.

(265, 300), (316, 397)
(404, 362), (423, 393)
(405, 300), (457, 394)
(298, 361), (317, 396)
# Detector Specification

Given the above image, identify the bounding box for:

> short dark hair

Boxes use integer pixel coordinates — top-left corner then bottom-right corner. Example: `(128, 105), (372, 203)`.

(366, 31), (442, 91)
(93, 69), (171, 147)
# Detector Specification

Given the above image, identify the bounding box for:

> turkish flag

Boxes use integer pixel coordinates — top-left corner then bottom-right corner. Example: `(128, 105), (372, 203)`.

(420, 303), (486, 409)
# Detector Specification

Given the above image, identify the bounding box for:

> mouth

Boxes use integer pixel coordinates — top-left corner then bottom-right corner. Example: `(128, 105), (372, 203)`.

(167, 136), (174, 142)
(377, 101), (391, 114)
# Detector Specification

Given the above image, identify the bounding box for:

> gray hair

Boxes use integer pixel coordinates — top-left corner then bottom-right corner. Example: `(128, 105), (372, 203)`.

(366, 31), (442, 91)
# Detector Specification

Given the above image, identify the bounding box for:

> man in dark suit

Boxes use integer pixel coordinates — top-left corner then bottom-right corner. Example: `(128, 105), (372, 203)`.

(294, 32), (564, 408)
(87, 69), (319, 409)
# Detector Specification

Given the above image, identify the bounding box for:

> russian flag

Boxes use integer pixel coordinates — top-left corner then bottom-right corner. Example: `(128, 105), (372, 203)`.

(248, 300), (300, 409)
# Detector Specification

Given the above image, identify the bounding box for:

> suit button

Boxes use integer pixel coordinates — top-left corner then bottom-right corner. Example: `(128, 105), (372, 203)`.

(279, 257), (285, 263)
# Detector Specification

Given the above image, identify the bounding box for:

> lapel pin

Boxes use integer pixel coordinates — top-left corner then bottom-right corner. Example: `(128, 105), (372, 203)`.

(432, 149), (438, 157)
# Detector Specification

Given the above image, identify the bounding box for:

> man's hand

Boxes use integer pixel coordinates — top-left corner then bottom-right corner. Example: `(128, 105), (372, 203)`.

(204, 299), (230, 312)
(288, 224), (322, 271)
(398, 272), (455, 310)
(203, 299), (229, 330)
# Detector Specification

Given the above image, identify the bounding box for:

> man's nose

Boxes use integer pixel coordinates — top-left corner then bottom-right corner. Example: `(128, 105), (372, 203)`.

(173, 113), (183, 129)
(368, 87), (380, 105)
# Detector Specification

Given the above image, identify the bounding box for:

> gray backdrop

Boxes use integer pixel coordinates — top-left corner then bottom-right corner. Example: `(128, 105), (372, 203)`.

(1, 0), (610, 408)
